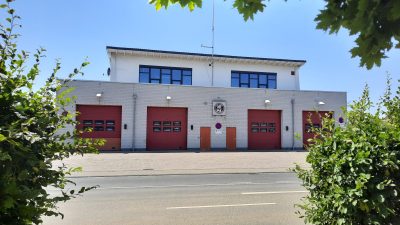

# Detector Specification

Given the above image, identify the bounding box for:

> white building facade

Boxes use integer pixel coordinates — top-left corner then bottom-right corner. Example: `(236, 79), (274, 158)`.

(62, 46), (347, 151)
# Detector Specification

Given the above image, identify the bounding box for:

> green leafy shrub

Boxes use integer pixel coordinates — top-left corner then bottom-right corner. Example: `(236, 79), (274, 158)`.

(294, 81), (400, 225)
(0, 1), (102, 224)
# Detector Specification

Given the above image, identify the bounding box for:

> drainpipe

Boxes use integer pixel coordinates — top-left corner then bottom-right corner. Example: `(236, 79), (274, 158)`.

(291, 98), (295, 150)
(132, 93), (137, 151)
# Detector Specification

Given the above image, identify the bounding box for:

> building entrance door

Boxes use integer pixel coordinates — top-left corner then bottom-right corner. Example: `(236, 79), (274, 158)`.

(200, 127), (211, 151)
(226, 127), (236, 150)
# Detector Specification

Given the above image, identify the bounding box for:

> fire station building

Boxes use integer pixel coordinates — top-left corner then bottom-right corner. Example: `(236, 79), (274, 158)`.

(62, 46), (347, 151)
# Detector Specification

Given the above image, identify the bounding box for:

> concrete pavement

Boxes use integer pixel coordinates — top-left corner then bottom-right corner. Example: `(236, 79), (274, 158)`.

(55, 151), (308, 177)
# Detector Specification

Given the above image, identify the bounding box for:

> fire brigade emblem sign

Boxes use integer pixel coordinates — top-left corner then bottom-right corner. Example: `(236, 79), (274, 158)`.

(212, 101), (226, 116)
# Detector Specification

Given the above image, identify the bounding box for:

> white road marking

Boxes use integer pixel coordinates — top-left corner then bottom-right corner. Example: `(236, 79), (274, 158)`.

(166, 202), (277, 210)
(242, 190), (309, 195)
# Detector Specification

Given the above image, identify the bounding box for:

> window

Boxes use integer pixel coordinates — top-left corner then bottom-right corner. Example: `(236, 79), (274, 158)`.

(148, 68), (160, 84)
(139, 65), (192, 85)
(161, 69), (171, 84)
(231, 71), (277, 89)
(139, 67), (149, 83)
(268, 75), (277, 89)
(231, 73), (239, 87)
(182, 70), (192, 85)
(81, 119), (115, 132)
(249, 74), (258, 88)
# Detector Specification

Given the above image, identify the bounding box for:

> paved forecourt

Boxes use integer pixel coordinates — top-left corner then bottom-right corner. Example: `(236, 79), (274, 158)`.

(55, 151), (308, 177)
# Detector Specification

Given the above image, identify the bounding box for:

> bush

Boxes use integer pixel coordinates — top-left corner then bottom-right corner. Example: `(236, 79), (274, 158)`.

(294, 81), (400, 225)
(0, 1), (102, 224)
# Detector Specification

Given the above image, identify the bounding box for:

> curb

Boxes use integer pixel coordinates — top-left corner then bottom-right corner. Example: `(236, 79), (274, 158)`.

(66, 170), (302, 178)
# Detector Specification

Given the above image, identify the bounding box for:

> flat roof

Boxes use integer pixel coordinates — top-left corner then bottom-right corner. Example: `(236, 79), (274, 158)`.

(106, 46), (306, 67)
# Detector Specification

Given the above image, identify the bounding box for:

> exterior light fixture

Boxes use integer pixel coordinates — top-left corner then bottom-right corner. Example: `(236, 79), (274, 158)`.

(264, 99), (271, 104)
(96, 92), (103, 104)
(318, 101), (325, 105)
(166, 96), (172, 100)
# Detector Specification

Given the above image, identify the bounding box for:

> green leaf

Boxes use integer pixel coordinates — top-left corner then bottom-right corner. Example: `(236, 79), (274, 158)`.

(378, 195), (385, 203)
(81, 61), (90, 67)
(0, 133), (6, 142)
(2, 197), (15, 209)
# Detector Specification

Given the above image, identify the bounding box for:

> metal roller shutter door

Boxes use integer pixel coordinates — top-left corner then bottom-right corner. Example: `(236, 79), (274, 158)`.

(248, 110), (281, 150)
(147, 107), (188, 150)
(76, 105), (122, 150)
(302, 111), (332, 147)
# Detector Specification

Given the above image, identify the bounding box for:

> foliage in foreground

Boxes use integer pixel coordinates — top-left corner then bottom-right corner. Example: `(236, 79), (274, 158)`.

(0, 1), (101, 224)
(294, 81), (400, 225)
(149, 0), (400, 69)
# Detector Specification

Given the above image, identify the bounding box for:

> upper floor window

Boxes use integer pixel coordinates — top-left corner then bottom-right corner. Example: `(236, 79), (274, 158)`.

(231, 71), (277, 89)
(139, 65), (192, 85)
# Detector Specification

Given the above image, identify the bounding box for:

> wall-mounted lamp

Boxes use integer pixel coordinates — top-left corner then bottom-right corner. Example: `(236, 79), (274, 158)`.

(166, 96), (172, 101)
(96, 92), (103, 104)
(315, 97), (326, 106)
(264, 99), (271, 104)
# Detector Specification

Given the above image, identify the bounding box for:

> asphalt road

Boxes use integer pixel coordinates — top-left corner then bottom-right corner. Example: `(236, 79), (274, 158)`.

(43, 173), (307, 225)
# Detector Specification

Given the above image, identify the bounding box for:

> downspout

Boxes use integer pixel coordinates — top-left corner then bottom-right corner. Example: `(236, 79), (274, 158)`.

(291, 98), (295, 150)
(132, 93), (137, 151)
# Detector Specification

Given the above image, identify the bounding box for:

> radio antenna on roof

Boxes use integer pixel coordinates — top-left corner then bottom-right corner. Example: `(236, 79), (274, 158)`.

(201, 0), (215, 86)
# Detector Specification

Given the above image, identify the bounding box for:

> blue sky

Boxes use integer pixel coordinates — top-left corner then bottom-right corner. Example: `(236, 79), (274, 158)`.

(12, 0), (400, 105)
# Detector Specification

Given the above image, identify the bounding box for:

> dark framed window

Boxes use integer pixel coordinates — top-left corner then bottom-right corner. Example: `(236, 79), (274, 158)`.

(139, 65), (192, 85)
(106, 126), (115, 131)
(163, 121), (172, 126)
(83, 120), (93, 125)
(81, 119), (116, 132)
(94, 126), (104, 131)
(95, 120), (104, 125)
(231, 73), (239, 87)
(106, 120), (115, 125)
(163, 127), (172, 132)
(139, 67), (149, 83)
(231, 71), (277, 89)
(251, 128), (259, 133)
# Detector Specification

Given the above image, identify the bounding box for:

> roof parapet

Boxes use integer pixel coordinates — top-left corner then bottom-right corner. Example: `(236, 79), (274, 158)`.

(106, 46), (306, 67)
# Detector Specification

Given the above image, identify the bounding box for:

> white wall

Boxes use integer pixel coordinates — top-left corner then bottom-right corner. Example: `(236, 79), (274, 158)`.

(61, 81), (135, 150)
(109, 53), (300, 90)
(65, 80), (346, 150)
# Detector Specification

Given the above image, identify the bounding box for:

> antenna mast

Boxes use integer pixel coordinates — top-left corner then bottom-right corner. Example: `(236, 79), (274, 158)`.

(211, 0), (215, 86)
(201, 0), (215, 86)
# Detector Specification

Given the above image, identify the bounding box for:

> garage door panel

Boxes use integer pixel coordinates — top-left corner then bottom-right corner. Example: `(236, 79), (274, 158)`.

(147, 107), (187, 150)
(248, 110), (281, 150)
(76, 105), (122, 150)
(302, 111), (332, 147)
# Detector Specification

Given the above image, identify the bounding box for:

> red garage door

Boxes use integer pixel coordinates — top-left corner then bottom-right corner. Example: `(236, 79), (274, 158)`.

(248, 110), (281, 150)
(302, 111), (332, 147)
(147, 107), (187, 150)
(76, 105), (122, 150)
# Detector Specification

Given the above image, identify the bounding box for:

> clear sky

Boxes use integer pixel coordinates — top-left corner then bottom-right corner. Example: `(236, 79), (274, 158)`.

(11, 0), (400, 105)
